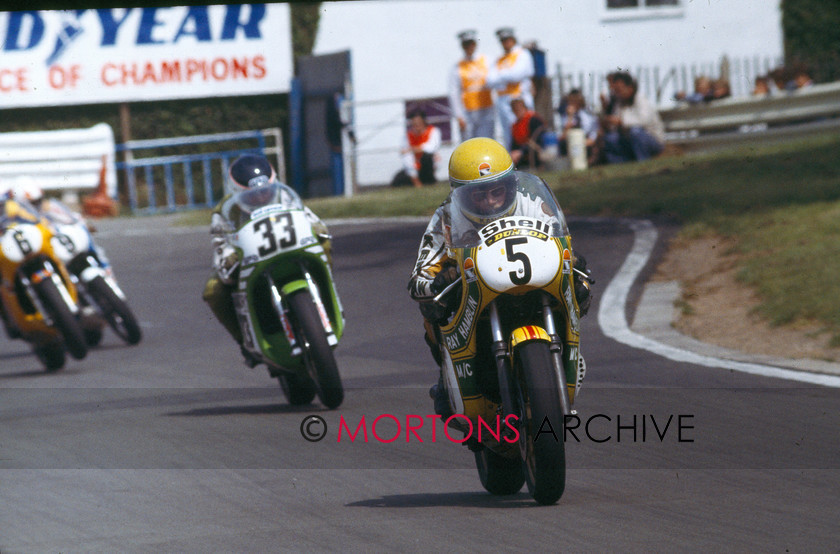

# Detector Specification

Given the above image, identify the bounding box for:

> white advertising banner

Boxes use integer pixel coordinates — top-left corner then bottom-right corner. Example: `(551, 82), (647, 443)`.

(0, 4), (292, 108)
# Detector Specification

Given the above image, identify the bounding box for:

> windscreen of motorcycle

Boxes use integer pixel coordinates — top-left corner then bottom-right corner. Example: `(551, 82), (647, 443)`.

(445, 171), (570, 249)
(232, 182), (304, 217)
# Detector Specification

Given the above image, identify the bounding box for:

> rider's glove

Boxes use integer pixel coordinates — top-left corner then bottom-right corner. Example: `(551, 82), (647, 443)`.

(431, 265), (460, 296)
(214, 243), (239, 285)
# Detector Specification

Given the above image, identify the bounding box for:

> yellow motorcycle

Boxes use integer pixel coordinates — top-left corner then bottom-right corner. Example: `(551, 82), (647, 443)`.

(431, 172), (587, 505)
(0, 198), (88, 370)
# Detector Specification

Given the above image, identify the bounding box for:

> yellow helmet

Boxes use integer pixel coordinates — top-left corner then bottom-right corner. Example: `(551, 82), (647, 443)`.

(448, 138), (518, 225)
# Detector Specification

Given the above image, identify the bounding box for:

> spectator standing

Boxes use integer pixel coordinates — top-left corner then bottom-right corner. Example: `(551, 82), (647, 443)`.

(602, 72), (665, 164)
(753, 75), (771, 97)
(448, 30), (495, 141)
(711, 78), (731, 101)
(487, 27), (535, 148)
(392, 109), (442, 188)
(509, 97), (546, 168)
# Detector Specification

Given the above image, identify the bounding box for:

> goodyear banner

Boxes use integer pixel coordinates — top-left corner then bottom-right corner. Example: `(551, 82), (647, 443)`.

(0, 4), (292, 108)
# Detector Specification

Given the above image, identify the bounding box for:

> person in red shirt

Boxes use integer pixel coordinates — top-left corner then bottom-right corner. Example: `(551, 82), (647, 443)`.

(509, 97), (545, 168)
(393, 109), (442, 188)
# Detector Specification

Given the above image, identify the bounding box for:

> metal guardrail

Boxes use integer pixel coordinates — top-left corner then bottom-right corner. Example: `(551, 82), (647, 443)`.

(659, 81), (840, 148)
(116, 128), (284, 213)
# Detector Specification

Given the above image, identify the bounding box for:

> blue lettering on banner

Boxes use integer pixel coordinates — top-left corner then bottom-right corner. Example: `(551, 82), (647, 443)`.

(1, 5), (268, 65)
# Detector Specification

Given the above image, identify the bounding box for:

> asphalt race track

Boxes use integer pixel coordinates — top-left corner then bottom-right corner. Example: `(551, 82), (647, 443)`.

(1, 216), (838, 551)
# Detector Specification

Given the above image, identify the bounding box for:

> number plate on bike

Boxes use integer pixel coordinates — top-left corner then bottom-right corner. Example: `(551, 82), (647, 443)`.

(475, 217), (561, 292)
(237, 209), (311, 262)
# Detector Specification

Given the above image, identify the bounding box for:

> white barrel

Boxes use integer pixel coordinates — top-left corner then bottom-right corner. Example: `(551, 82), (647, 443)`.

(567, 128), (588, 171)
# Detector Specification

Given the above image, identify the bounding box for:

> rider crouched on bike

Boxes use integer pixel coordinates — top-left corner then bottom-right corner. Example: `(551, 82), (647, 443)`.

(407, 137), (592, 417)
(202, 154), (332, 367)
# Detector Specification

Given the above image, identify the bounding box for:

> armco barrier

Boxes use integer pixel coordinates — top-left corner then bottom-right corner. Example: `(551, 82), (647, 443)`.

(116, 128), (284, 213)
(659, 81), (840, 149)
(0, 123), (117, 202)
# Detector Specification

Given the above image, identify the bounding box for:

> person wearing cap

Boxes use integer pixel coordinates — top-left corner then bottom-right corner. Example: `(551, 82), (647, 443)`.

(448, 29), (495, 141)
(487, 27), (535, 148)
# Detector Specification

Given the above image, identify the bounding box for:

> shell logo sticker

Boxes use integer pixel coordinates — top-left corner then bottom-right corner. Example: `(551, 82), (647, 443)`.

(478, 162), (491, 176)
(562, 248), (572, 274)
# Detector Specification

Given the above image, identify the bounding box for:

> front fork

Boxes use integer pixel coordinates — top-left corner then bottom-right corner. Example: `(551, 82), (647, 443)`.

(489, 294), (573, 419)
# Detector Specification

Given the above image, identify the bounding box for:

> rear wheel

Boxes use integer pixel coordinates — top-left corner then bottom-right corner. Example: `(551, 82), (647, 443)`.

(514, 340), (566, 505)
(33, 277), (87, 360)
(287, 290), (344, 409)
(34, 341), (66, 372)
(278, 372), (318, 405)
(474, 446), (525, 495)
(86, 276), (142, 345)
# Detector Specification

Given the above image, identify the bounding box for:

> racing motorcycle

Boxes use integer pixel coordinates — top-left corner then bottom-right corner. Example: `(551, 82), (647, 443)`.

(430, 172), (587, 505)
(221, 182), (345, 409)
(43, 200), (142, 347)
(0, 198), (89, 370)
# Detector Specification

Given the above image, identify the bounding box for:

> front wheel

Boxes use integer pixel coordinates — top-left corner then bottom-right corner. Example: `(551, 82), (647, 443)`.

(514, 340), (566, 505)
(33, 277), (87, 360)
(278, 372), (318, 405)
(287, 289), (344, 410)
(474, 446), (525, 495)
(34, 341), (66, 372)
(86, 276), (142, 345)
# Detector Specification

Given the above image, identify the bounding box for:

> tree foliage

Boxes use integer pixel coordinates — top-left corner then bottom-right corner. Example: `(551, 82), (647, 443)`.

(781, 0), (840, 82)
(291, 2), (322, 61)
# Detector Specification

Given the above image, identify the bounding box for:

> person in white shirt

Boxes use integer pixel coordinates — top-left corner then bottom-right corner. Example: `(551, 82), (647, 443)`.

(601, 72), (665, 163)
(486, 27), (535, 148)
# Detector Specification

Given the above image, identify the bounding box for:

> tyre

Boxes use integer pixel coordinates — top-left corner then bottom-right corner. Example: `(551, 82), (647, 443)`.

(287, 289), (344, 409)
(474, 446), (525, 495)
(34, 341), (66, 372)
(33, 277), (87, 360)
(86, 276), (142, 345)
(278, 372), (318, 405)
(513, 340), (566, 505)
(84, 326), (104, 347)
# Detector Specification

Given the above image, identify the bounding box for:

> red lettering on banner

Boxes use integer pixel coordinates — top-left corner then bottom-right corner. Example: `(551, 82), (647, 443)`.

(252, 55), (266, 79)
(98, 56), (268, 87)
(231, 57), (248, 78)
(211, 58), (228, 80)
(160, 61), (181, 82)
(1, 68), (29, 92)
(186, 59), (206, 80)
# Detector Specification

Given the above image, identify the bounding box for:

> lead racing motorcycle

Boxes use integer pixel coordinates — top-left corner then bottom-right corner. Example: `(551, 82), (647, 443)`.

(221, 182), (345, 409)
(430, 172), (588, 505)
(0, 198), (89, 370)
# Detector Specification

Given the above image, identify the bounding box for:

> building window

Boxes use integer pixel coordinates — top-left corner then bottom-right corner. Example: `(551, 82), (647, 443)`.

(603, 0), (682, 20)
(607, 0), (679, 7)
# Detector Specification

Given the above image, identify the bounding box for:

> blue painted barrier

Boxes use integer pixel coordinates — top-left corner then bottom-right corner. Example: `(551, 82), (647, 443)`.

(116, 128), (284, 213)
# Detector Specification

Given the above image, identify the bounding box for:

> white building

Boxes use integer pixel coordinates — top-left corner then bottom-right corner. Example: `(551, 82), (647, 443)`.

(313, 0), (784, 186)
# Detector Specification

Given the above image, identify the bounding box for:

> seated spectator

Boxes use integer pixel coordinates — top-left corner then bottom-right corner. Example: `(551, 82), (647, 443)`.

(711, 78), (731, 101)
(558, 89), (601, 166)
(509, 97), (546, 168)
(390, 109), (442, 188)
(601, 72), (665, 164)
(752, 75), (771, 97)
(791, 63), (814, 89)
(674, 75), (713, 105)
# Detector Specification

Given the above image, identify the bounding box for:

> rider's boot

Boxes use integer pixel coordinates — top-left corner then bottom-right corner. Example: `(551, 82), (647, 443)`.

(429, 373), (453, 419)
